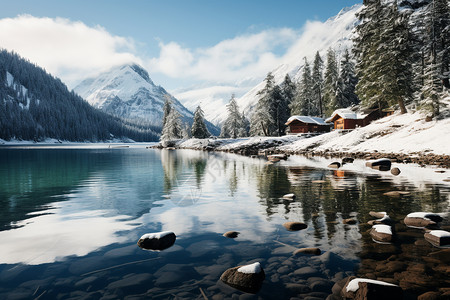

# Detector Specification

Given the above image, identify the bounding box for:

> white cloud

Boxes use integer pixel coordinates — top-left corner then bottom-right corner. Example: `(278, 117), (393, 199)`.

(147, 28), (299, 84)
(0, 15), (141, 88)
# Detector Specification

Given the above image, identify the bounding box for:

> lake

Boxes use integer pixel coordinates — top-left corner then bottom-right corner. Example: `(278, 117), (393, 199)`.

(0, 145), (449, 299)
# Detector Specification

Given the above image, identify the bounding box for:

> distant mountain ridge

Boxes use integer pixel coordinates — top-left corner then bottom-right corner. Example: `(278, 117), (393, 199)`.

(74, 64), (219, 135)
(0, 50), (159, 142)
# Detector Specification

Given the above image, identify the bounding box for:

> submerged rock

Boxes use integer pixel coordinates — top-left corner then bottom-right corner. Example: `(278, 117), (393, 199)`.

(293, 247), (321, 256)
(368, 212), (392, 225)
(223, 231), (240, 238)
(282, 193), (296, 200)
(342, 277), (403, 300)
(220, 262), (265, 293)
(404, 212), (443, 229)
(137, 231), (176, 251)
(370, 224), (394, 244)
(342, 157), (354, 164)
(328, 162), (341, 169)
(283, 222), (307, 231)
(391, 167), (401, 175)
(424, 230), (450, 247)
(343, 218), (357, 225)
(383, 191), (410, 197)
(366, 158), (392, 171)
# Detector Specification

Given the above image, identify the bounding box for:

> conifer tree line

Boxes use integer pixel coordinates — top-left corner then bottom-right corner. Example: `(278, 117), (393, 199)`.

(0, 50), (159, 142)
(219, 0), (449, 138)
(220, 47), (359, 137)
(354, 0), (449, 117)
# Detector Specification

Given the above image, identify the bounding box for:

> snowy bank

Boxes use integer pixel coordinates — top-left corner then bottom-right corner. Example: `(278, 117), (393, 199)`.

(175, 110), (450, 168)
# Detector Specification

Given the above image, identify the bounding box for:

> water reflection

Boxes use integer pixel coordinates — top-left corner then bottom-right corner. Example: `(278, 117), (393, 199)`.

(0, 148), (448, 299)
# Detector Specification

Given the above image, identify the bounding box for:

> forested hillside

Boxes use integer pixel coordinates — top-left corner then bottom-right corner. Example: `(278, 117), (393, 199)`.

(0, 50), (159, 142)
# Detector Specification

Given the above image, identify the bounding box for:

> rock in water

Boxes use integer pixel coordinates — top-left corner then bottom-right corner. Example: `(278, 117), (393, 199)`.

(391, 167), (401, 175)
(283, 222), (307, 231)
(404, 212), (443, 229)
(137, 231), (176, 251)
(328, 162), (341, 169)
(343, 218), (357, 225)
(342, 277), (403, 300)
(424, 230), (450, 247)
(293, 247), (321, 256)
(370, 224), (393, 244)
(366, 158), (392, 170)
(342, 157), (354, 164)
(282, 193), (296, 200)
(369, 211), (387, 219)
(368, 212), (392, 225)
(223, 231), (240, 238)
(220, 262), (265, 293)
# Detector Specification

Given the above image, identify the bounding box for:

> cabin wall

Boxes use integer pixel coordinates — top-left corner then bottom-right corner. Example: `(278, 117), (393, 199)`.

(289, 120), (330, 133)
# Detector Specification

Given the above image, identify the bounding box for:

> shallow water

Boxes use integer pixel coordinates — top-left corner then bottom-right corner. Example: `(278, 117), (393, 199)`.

(0, 146), (449, 299)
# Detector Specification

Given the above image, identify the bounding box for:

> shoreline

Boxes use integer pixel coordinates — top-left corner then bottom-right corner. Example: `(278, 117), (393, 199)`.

(171, 136), (450, 169)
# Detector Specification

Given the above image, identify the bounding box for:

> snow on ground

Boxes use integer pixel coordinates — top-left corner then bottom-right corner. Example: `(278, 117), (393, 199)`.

(280, 110), (450, 156)
(177, 135), (303, 151)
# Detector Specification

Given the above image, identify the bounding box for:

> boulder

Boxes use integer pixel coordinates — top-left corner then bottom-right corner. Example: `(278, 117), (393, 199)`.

(137, 231), (176, 251)
(342, 278), (403, 300)
(418, 291), (441, 300)
(368, 212), (392, 225)
(223, 231), (240, 238)
(328, 162), (341, 169)
(383, 191), (410, 197)
(282, 193), (296, 200)
(369, 211), (387, 219)
(342, 157), (354, 164)
(391, 167), (401, 176)
(268, 154), (288, 161)
(366, 158), (392, 170)
(428, 248), (450, 263)
(283, 222), (307, 231)
(220, 262), (265, 293)
(424, 230), (450, 247)
(404, 212), (443, 229)
(343, 218), (357, 225)
(370, 225), (393, 244)
(293, 247), (321, 256)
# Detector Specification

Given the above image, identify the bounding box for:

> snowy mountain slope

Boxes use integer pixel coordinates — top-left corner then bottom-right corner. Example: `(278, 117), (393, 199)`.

(74, 64), (219, 135)
(175, 4), (363, 126)
(74, 64), (192, 126)
(229, 4), (363, 125)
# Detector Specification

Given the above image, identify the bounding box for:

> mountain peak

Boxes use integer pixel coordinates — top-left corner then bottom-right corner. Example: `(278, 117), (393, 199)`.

(127, 63), (153, 84)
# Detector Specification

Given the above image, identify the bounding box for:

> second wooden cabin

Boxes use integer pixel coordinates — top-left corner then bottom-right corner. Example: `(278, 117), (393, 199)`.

(325, 108), (392, 130)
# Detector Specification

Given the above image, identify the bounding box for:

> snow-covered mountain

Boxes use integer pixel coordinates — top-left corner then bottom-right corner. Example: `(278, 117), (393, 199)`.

(231, 4), (363, 125)
(74, 64), (219, 134)
(174, 4), (363, 126)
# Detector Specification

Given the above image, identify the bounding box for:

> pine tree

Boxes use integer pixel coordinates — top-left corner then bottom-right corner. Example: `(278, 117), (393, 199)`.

(354, 0), (387, 111)
(250, 73), (276, 136)
(272, 84), (289, 136)
(421, 0), (450, 116)
(191, 105), (210, 138)
(161, 108), (183, 141)
(323, 48), (339, 115)
(162, 95), (172, 128)
(221, 94), (246, 138)
(290, 58), (313, 116)
(339, 49), (359, 108)
(312, 51), (324, 117)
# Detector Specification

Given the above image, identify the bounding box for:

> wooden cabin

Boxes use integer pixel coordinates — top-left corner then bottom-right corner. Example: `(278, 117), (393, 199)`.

(325, 108), (388, 130)
(285, 116), (331, 134)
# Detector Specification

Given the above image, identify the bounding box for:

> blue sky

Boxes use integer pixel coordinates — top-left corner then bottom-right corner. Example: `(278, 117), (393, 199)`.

(0, 0), (361, 92)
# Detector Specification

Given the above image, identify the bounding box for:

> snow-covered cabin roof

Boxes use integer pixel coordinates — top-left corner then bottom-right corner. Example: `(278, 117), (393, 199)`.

(285, 116), (329, 126)
(325, 109), (368, 123)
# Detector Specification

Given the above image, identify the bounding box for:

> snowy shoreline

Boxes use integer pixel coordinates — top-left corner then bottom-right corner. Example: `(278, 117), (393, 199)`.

(176, 110), (450, 168)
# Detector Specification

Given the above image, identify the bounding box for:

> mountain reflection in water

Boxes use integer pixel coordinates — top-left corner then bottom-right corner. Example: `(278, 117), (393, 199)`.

(0, 147), (448, 299)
